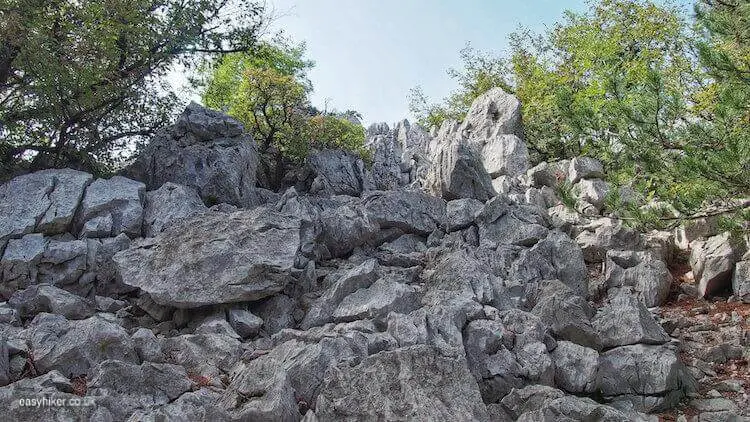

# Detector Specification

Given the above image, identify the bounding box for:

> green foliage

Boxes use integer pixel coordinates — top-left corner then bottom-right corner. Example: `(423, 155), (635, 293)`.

(408, 44), (512, 129)
(556, 180), (579, 210)
(200, 40), (367, 163)
(0, 0), (266, 177)
(413, 0), (748, 230)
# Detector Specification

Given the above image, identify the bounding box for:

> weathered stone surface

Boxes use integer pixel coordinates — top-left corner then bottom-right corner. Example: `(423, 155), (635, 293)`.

(593, 293), (670, 348)
(160, 333), (241, 376)
(302, 259), (379, 329)
(690, 232), (737, 297)
(527, 161), (567, 188)
(303, 149), (371, 196)
(575, 217), (641, 263)
(227, 308), (264, 339)
(128, 389), (230, 422)
(332, 277), (420, 323)
(363, 190), (446, 235)
(598, 344), (695, 412)
(0, 169), (93, 248)
(76, 176), (145, 238)
(568, 156), (605, 183)
(366, 122), (409, 191)
(516, 395), (629, 422)
(143, 182), (207, 237)
(531, 280), (600, 350)
(476, 195), (549, 248)
(222, 337), (365, 420)
(500, 385), (566, 419)
(462, 88), (523, 138)
(114, 207), (302, 308)
(8, 284), (94, 320)
(605, 249), (672, 307)
(733, 260), (750, 303)
(551, 341), (599, 394)
(425, 135), (497, 201)
(511, 231), (588, 297)
(315, 345), (490, 422)
(252, 294), (298, 335)
(576, 178), (610, 213)
(131, 328), (164, 363)
(0, 370), (99, 421)
(0, 233), (47, 296)
(446, 198), (483, 232)
(463, 318), (524, 402)
(316, 198), (380, 258)
(482, 134), (530, 178)
(124, 102), (259, 207)
(24, 313), (138, 377)
(87, 360), (193, 421)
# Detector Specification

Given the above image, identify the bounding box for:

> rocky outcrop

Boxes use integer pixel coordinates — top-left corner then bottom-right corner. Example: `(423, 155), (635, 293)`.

(0, 93), (720, 421)
(123, 102), (259, 207)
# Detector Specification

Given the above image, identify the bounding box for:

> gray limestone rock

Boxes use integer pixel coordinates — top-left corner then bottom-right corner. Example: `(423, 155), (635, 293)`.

(592, 293), (670, 348)
(76, 176), (145, 238)
(315, 345), (490, 422)
(24, 313), (138, 377)
(143, 182), (207, 237)
(123, 102), (259, 207)
(114, 207), (302, 308)
(9, 284), (94, 320)
(690, 232), (738, 297)
(605, 249), (673, 307)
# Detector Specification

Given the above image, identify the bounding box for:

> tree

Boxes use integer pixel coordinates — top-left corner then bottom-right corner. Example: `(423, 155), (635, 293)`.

(0, 0), (266, 178)
(201, 39), (368, 186)
(688, 0), (750, 196)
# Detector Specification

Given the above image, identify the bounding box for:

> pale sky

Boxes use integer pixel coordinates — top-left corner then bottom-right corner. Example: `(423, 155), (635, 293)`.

(264, 0), (589, 126)
(177, 1), (693, 127)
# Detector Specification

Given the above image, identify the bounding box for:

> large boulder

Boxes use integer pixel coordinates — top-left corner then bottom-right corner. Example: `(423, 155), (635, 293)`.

(575, 217), (640, 263)
(424, 132), (496, 201)
(551, 341), (599, 394)
(366, 122), (409, 190)
(87, 360), (193, 421)
(0, 169), (92, 249)
(597, 344), (695, 412)
(302, 149), (372, 196)
(0, 233), (47, 297)
(476, 195), (549, 248)
(461, 87), (524, 140)
(604, 249), (672, 307)
(315, 345), (490, 422)
(124, 102), (259, 207)
(142, 182), (207, 237)
(363, 190), (446, 235)
(113, 207), (303, 308)
(733, 260), (750, 303)
(592, 293), (670, 348)
(24, 313), (138, 377)
(76, 176), (145, 238)
(690, 232), (737, 297)
(8, 284), (94, 320)
(568, 157), (604, 183)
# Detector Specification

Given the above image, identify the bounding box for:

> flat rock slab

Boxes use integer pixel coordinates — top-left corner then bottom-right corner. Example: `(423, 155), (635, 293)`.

(114, 207), (302, 308)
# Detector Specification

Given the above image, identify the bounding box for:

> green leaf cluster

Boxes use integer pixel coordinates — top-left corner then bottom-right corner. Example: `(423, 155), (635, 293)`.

(0, 0), (266, 178)
(200, 39), (367, 164)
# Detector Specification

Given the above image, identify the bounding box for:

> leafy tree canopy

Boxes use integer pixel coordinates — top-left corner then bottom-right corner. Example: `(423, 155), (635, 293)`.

(200, 38), (367, 165)
(0, 0), (267, 178)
